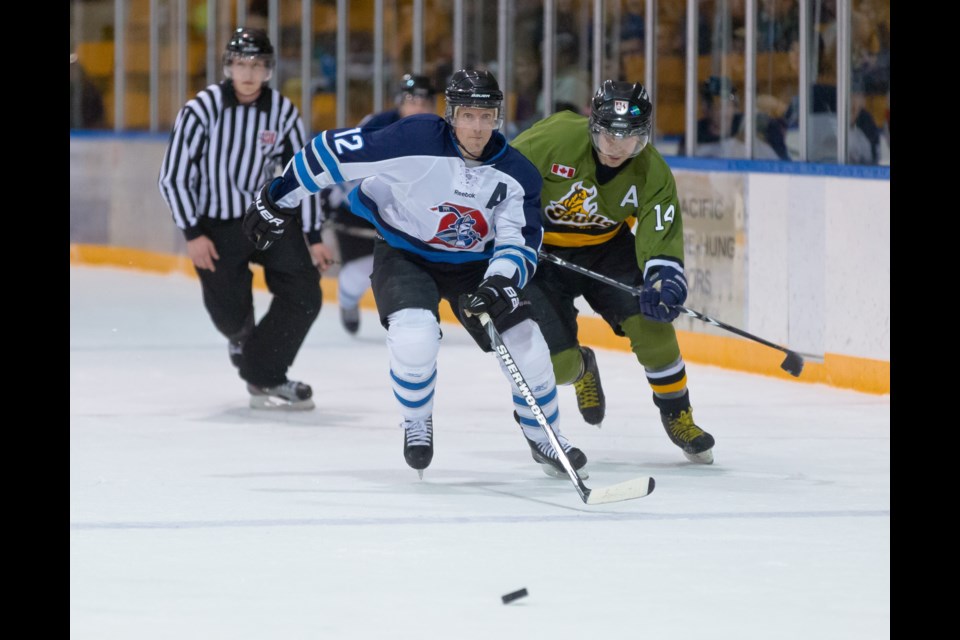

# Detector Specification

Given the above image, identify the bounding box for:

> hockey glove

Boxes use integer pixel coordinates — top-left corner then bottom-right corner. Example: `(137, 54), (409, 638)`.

(638, 266), (687, 323)
(460, 275), (521, 321)
(243, 178), (296, 251)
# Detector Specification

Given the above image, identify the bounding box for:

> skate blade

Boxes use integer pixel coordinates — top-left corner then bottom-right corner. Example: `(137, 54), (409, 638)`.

(538, 462), (589, 480)
(417, 469), (424, 480)
(249, 396), (315, 411)
(684, 449), (714, 464)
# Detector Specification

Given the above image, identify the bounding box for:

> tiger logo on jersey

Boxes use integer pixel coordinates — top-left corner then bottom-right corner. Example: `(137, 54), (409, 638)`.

(544, 181), (616, 229)
(428, 203), (489, 249)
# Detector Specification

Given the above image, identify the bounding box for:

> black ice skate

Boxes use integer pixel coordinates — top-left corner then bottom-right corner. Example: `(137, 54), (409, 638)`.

(340, 305), (360, 335)
(660, 408), (715, 464)
(522, 428), (589, 479)
(247, 380), (315, 410)
(402, 416), (433, 479)
(573, 346), (606, 427)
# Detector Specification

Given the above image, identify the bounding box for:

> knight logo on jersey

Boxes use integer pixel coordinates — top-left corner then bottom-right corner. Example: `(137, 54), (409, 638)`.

(614, 100), (629, 115)
(428, 203), (490, 249)
(259, 130), (277, 146)
(551, 163), (576, 178)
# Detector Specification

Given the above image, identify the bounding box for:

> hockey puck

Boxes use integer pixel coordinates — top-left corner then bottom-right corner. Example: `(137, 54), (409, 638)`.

(501, 588), (528, 604)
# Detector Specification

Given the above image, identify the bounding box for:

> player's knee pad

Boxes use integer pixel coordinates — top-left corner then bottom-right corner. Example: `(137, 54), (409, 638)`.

(621, 313), (681, 370)
(387, 308), (441, 370)
(550, 347), (583, 386)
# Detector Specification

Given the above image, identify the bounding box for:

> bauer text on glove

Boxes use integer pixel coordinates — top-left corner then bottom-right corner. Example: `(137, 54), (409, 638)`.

(242, 178), (296, 250)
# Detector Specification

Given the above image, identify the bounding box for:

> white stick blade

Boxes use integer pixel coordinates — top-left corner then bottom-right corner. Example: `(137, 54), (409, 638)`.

(585, 477), (656, 505)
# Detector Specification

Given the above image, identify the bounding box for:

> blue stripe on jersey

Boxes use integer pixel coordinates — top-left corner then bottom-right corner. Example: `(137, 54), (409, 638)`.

(496, 243), (537, 265)
(304, 138), (324, 175)
(294, 153), (320, 193)
(314, 137), (345, 183)
(497, 252), (528, 287)
(348, 187), (493, 265)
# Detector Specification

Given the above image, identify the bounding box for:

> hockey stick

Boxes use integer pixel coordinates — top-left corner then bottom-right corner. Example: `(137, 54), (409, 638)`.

(537, 251), (805, 377)
(476, 312), (655, 505)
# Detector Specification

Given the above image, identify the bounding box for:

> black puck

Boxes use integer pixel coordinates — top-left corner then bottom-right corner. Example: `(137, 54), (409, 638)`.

(501, 588), (529, 604)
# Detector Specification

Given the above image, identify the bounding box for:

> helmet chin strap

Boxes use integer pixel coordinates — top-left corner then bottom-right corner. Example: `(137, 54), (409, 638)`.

(454, 133), (484, 160)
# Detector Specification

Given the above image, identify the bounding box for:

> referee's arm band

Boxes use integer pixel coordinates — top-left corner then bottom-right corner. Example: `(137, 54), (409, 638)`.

(306, 230), (323, 244)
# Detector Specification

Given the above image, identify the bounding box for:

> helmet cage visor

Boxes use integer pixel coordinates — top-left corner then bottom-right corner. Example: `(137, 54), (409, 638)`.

(588, 119), (650, 158)
(223, 51), (275, 81)
(445, 103), (504, 130)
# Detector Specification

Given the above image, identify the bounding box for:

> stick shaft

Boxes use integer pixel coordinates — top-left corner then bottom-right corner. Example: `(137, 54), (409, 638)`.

(477, 313), (592, 502)
(538, 250), (800, 358)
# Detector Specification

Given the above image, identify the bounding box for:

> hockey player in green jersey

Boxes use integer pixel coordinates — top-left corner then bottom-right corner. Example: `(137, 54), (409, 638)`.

(511, 80), (715, 464)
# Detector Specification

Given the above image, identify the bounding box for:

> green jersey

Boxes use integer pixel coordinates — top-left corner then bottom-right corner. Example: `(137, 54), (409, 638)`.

(511, 111), (685, 274)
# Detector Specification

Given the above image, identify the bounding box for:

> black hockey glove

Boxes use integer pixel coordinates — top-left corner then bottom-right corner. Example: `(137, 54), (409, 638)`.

(242, 178), (296, 250)
(460, 275), (521, 321)
(638, 266), (687, 322)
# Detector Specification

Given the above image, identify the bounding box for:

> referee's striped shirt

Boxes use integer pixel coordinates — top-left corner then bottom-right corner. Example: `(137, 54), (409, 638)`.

(158, 81), (322, 243)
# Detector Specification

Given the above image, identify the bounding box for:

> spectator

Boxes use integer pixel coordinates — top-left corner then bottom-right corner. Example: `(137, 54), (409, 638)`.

(678, 76), (782, 159)
(69, 53), (105, 129)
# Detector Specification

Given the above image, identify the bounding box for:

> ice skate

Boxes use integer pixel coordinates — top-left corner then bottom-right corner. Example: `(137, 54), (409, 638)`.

(340, 305), (360, 335)
(514, 412), (588, 479)
(247, 380), (315, 410)
(660, 408), (714, 464)
(524, 431), (589, 479)
(402, 416), (433, 478)
(573, 346), (605, 427)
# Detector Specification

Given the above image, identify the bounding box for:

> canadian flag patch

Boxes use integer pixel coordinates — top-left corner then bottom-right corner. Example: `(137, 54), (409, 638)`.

(259, 130), (277, 146)
(551, 163), (576, 178)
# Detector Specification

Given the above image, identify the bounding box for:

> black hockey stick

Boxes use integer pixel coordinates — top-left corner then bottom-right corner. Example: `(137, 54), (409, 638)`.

(476, 312), (655, 504)
(537, 251), (804, 377)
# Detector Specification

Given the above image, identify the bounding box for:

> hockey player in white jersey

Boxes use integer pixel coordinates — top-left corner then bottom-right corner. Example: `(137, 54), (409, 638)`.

(242, 69), (588, 479)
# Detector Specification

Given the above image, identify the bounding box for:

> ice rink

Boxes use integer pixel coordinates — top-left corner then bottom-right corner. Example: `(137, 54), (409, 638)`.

(70, 265), (890, 639)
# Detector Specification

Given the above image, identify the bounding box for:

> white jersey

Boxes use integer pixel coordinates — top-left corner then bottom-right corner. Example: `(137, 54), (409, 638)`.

(272, 114), (544, 287)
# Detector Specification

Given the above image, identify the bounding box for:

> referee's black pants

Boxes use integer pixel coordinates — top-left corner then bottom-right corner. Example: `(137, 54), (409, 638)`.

(195, 218), (321, 388)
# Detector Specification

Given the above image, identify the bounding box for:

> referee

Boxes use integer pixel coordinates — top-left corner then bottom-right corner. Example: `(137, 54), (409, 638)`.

(158, 27), (333, 410)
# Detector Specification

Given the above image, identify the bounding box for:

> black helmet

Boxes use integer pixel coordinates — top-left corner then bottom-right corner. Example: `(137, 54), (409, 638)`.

(444, 69), (504, 129)
(397, 73), (436, 101)
(223, 27), (275, 79)
(589, 80), (653, 158)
